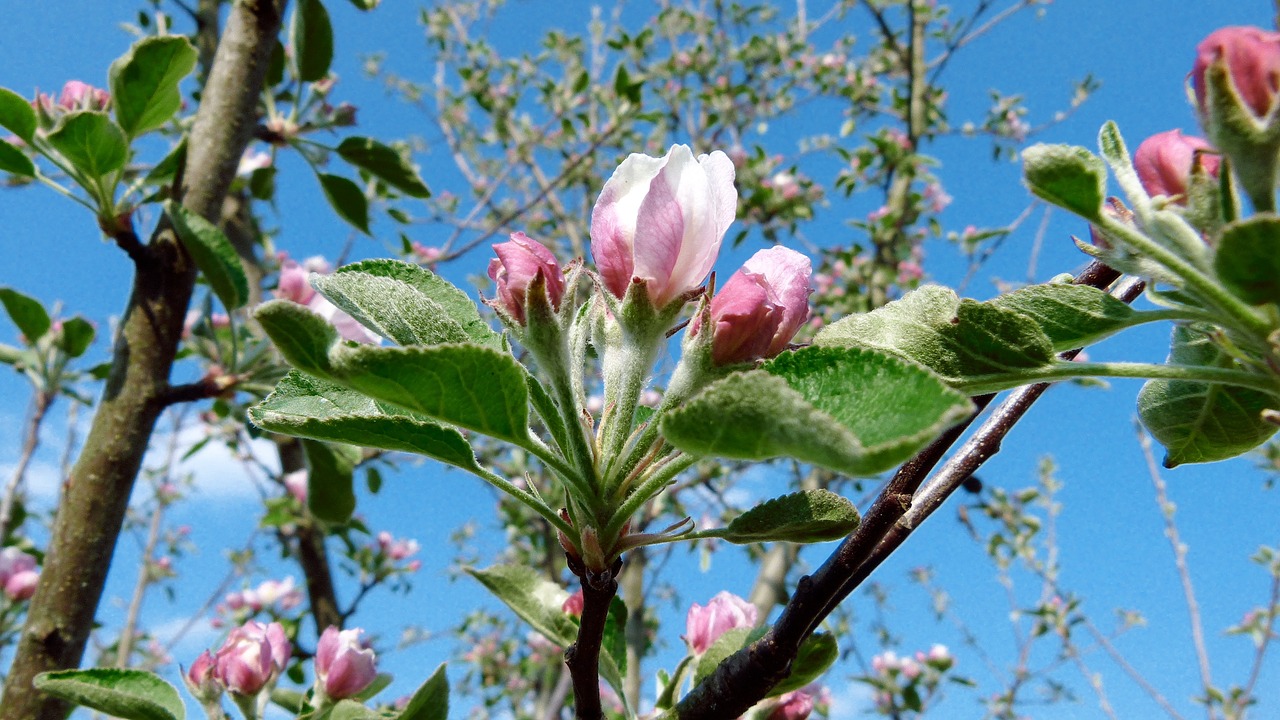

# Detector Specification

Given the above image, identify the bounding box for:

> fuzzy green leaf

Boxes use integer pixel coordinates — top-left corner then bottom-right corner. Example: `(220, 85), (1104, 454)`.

(718, 489), (859, 544)
(988, 283), (1138, 352)
(34, 669), (184, 720)
(1021, 143), (1107, 221)
(319, 173), (370, 234)
(254, 299), (340, 376)
(47, 111), (127, 179)
(694, 627), (760, 684)
(337, 137), (431, 198)
(333, 344), (530, 444)
(395, 664), (449, 720)
(1215, 215), (1280, 306)
(249, 371), (480, 473)
(0, 139), (34, 177)
(769, 633), (838, 696)
(290, 0), (334, 82)
(1138, 325), (1279, 466)
(332, 260), (501, 348)
(0, 87), (37, 142)
(662, 346), (972, 476)
(301, 438), (361, 524)
(815, 285), (1056, 383)
(108, 36), (197, 137)
(165, 201), (249, 310)
(466, 564), (575, 646)
(0, 287), (51, 341)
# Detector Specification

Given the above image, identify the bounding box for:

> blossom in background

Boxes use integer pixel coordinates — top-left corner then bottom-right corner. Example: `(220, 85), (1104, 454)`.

(488, 231), (565, 324)
(219, 577), (303, 617)
(1192, 25), (1280, 120)
(274, 256), (379, 344)
(236, 148), (273, 178)
(314, 626), (378, 700)
(562, 588), (585, 617)
(697, 246), (812, 365)
(1133, 130), (1220, 202)
(213, 620), (291, 697)
(0, 547), (39, 601)
(282, 469), (308, 504)
(765, 685), (828, 720)
(591, 144), (737, 306)
(685, 591), (757, 654)
(376, 531), (420, 562)
(55, 80), (110, 112)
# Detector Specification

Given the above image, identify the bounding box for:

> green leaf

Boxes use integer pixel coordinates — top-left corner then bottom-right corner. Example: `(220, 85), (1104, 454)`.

(56, 316), (96, 358)
(255, 299), (340, 376)
(291, 0), (334, 83)
(337, 137), (431, 198)
(602, 598), (628, 687)
(0, 87), (37, 143)
(396, 664), (449, 720)
(164, 201), (250, 310)
(144, 139), (186, 188)
(353, 672), (392, 702)
(329, 700), (381, 720)
(1021, 143), (1107, 221)
(769, 633), (838, 697)
(333, 344), (530, 444)
(34, 668), (184, 720)
(1215, 215), (1280, 306)
(988, 283), (1138, 352)
(335, 260), (499, 347)
(662, 346), (972, 476)
(47, 111), (127, 179)
(319, 173), (370, 234)
(717, 489), (859, 544)
(108, 36), (197, 138)
(249, 371), (480, 474)
(1138, 325), (1279, 466)
(694, 627), (760, 684)
(815, 285), (1056, 383)
(301, 438), (361, 523)
(313, 266), (476, 347)
(466, 565), (575, 647)
(0, 287), (51, 341)
(0, 139), (34, 177)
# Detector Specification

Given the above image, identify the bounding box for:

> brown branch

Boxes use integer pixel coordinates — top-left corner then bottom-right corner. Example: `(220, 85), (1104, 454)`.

(674, 261), (1131, 718)
(565, 557), (621, 720)
(276, 439), (343, 633)
(0, 3), (286, 717)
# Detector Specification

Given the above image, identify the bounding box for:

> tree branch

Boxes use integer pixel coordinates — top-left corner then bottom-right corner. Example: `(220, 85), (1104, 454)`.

(565, 558), (621, 720)
(0, 3), (286, 717)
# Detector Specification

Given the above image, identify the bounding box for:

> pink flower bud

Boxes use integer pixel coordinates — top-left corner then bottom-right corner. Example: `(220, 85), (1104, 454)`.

(57, 81), (110, 111)
(684, 591), (757, 654)
(314, 626), (378, 700)
(1192, 26), (1280, 119)
(0, 547), (39, 601)
(591, 145), (737, 306)
(214, 621), (290, 696)
(283, 470), (308, 503)
(697, 246), (812, 365)
(562, 588), (585, 617)
(184, 650), (223, 703)
(274, 258), (378, 343)
(1133, 130), (1220, 201)
(275, 260), (317, 305)
(4, 570), (38, 601)
(487, 231), (564, 324)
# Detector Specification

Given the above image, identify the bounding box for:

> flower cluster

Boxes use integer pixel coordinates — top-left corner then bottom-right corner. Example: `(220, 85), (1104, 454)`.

(0, 547), (39, 602)
(213, 577), (303, 627)
(185, 620), (291, 710)
(862, 645), (955, 716)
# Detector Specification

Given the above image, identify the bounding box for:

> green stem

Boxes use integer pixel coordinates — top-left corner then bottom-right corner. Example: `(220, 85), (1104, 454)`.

(1100, 215), (1273, 340)
(604, 454), (697, 539)
(600, 337), (661, 490)
(957, 361), (1280, 397)
(519, 432), (592, 501)
(473, 465), (575, 538)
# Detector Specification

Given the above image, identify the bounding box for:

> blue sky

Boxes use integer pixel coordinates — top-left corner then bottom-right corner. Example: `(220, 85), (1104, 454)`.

(2, 1), (1280, 718)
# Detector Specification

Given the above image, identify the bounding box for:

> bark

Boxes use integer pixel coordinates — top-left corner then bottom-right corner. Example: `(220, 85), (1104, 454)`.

(0, 3), (285, 717)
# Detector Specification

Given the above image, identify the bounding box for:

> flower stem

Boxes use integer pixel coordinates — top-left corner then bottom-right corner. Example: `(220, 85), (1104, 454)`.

(604, 454), (697, 540)
(474, 466), (575, 538)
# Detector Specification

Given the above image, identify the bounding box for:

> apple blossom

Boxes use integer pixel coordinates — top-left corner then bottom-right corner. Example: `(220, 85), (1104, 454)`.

(0, 547), (39, 602)
(488, 231), (565, 324)
(274, 257), (378, 344)
(213, 620), (291, 696)
(766, 688), (816, 720)
(1192, 26), (1280, 119)
(57, 80), (110, 111)
(282, 469), (308, 503)
(590, 144), (737, 306)
(183, 650), (222, 704)
(314, 626), (378, 700)
(697, 246), (812, 365)
(685, 591), (757, 654)
(562, 588), (585, 617)
(1133, 130), (1220, 201)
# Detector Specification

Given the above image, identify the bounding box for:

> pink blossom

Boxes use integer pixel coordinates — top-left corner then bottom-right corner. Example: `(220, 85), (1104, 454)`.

(767, 688), (816, 720)
(274, 258), (378, 344)
(283, 470), (308, 503)
(1133, 130), (1220, 202)
(563, 588), (585, 617)
(254, 577), (302, 610)
(57, 81), (110, 111)
(488, 232), (565, 324)
(591, 145), (737, 306)
(412, 242), (443, 265)
(695, 246), (812, 365)
(314, 626), (378, 700)
(685, 591), (757, 654)
(184, 650), (222, 702)
(1192, 26), (1280, 119)
(923, 182), (952, 213)
(214, 621), (290, 696)
(377, 531), (420, 561)
(0, 547), (39, 601)
(236, 149), (273, 178)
